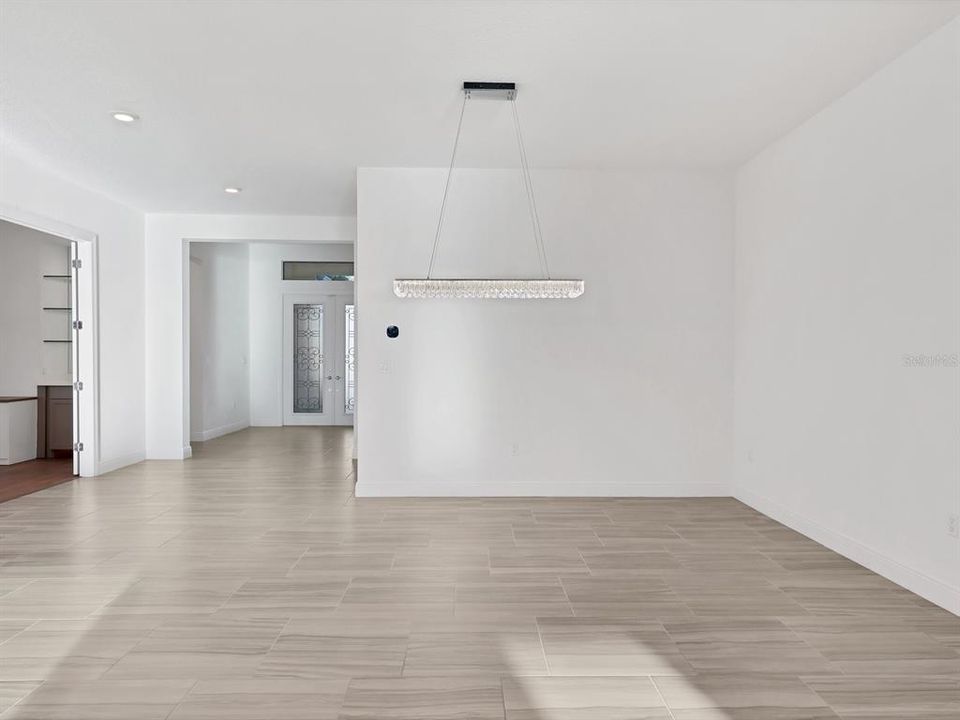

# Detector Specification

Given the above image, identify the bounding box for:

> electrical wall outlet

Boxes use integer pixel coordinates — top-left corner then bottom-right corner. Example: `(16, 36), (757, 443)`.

(510, 442), (520, 457)
(948, 514), (959, 539)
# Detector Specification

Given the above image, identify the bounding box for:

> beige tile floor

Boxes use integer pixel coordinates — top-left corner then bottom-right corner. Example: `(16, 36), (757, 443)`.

(0, 427), (957, 719)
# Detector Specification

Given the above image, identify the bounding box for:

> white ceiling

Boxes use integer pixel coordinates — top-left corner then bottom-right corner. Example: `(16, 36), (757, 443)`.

(1, 0), (957, 215)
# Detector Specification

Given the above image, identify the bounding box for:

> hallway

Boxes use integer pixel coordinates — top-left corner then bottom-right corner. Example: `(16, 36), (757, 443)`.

(0, 427), (957, 718)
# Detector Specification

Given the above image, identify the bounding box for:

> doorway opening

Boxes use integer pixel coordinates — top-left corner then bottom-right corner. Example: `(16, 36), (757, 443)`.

(0, 216), (98, 500)
(186, 240), (355, 452)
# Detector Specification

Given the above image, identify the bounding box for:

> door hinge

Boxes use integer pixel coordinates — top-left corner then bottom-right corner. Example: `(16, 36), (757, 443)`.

(73, 381), (83, 391)
(71, 258), (82, 269)
(74, 442), (84, 452)
(73, 320), (83, 330)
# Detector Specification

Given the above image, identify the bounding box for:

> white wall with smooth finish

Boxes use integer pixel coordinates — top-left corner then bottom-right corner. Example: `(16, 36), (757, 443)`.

(734, 20), (960, 614)
(357, 168), (734, 496)
(0, 221), (72, 392)
(189, 242), (250, 442)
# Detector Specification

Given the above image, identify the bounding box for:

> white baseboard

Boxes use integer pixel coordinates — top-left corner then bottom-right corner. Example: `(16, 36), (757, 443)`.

(95, 451), (146, 475)
(190, 421), (249, 443)
(355, 480), (728, 498)
(144, 446), (191, 460)
(735, 486), (960, 617)
(249, 418), (282, 427)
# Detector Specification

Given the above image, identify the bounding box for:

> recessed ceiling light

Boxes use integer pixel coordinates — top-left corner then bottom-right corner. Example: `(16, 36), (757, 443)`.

(112, 111), (139, 123)
(224, 187), (242, 194)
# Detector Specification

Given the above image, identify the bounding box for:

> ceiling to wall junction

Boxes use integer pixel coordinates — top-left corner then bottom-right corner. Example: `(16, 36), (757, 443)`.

(1, 0), (957, 214)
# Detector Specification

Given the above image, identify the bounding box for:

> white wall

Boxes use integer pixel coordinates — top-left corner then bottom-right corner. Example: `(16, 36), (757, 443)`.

(189, 242), (250, 442)
(145, 214), (356, 458)
(0, 221), (72, 393)
(357, 168), (734, 496)
(249, 242), (354, 426)
(0, 149), (146, 473)
(734, 20), (960, 613)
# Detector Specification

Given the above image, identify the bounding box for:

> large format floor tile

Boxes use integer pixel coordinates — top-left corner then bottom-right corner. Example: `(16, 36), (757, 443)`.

(339, 677), (504, 719)
(0, 679), (194, 720)
(537, 616), (692, 676)
(0, 427), (957, 719)
(804, 674), (960, 719)
(502, 676), (671, 719)
(653, 673), (837, 718)
(167, 678), (347, 720)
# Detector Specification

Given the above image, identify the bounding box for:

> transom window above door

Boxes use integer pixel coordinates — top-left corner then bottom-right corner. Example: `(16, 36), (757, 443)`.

(282, 261), (354, 281)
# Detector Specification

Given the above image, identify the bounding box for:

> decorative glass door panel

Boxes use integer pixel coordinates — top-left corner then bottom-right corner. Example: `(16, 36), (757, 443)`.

(344, 304), (356, 417)
(293, 304), (324, 413)
(283, 293), (354, 427)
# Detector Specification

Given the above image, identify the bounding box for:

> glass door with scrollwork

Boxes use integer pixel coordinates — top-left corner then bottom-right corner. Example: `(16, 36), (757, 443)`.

(282, 294), (354, 427)
(337, 300), (356, 426)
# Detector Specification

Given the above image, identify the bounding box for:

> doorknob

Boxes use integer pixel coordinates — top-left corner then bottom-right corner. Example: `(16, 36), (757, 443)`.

(326, 375), (333, 380)
(335, 375), (342, 381)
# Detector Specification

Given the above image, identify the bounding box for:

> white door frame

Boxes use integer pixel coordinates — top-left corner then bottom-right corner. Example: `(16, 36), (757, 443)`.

(0, 203), (100, 477)
(282, 286), (354, 427)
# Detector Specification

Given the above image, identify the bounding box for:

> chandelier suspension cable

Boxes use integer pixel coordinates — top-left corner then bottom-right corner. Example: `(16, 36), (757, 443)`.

(394, 82), (582, 300)
(426, 88), (552, 280)
(426, 93), (469, 279)
(511, 98), (550, 280)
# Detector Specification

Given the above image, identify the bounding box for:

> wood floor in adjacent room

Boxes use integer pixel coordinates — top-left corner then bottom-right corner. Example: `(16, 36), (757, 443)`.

(0, 427), (957, 719)
(0, 458), (74, 504)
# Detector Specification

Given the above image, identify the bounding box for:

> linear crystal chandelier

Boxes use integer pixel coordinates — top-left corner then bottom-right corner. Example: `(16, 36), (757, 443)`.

(394, 81), (584, 300)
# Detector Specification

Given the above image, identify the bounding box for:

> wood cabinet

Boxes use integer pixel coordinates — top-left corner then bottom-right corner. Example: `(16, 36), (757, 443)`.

(36, 385), (72, 459)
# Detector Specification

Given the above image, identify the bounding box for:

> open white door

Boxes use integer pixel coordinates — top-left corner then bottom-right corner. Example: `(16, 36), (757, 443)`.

(70, 239), (95, 477)
(1, 205), (99, 477)
(71, 241), (80, 476)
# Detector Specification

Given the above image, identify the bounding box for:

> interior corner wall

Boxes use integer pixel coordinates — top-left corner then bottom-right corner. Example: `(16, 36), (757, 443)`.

(734, 19), (960, 614)
(248, 242), (355, 426)
(189, 242), (250, 442)
(0, 149), (146, 473)
(357, 168), (734, 497)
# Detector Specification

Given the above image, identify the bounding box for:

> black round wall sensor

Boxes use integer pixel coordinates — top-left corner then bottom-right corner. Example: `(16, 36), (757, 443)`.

(386, 325), (400, 339)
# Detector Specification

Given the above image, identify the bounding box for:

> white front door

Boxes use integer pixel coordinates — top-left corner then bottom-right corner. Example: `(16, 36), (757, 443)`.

(282, 294), (355, 426)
